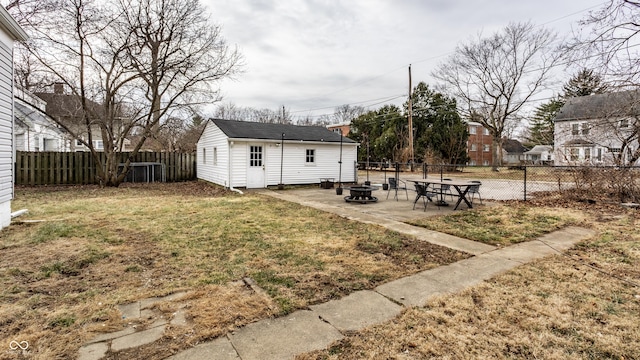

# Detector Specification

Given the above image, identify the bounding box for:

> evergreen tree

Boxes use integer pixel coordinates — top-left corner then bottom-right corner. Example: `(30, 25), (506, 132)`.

(563, 68), (608, 98)
(526, 69), (608, 146)
(405, 82), (469, 164)
(527, 97), (564, 146)
(349, 105), (404, 162)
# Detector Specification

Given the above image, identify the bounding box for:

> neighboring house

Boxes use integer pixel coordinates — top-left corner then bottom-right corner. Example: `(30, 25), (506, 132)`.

(14, 87), (71, 151)
(523, 145), (554, 165)
(502, 139), (528, 166)
(554, 90), (640, 166)
(467, 121), (493, 166)
(0, 7), (28, 229)
(34, 83), (132, 152)
(197, 119), (358, 189)
(327, 122), (351, 136)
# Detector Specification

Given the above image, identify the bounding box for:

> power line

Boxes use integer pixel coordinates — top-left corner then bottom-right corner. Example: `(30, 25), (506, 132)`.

(286, 2), (606, 117)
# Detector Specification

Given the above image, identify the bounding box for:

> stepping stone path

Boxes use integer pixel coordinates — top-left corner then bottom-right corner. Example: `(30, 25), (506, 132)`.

(78, 292), (188, 360)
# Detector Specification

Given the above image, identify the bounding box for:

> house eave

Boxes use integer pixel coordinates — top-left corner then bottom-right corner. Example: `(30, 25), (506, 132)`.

(226, 138), (358, 146)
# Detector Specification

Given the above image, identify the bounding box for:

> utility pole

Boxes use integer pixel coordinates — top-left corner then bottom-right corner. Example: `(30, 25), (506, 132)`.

(282, 105), (286, 124)
(408, 64), (414, 169)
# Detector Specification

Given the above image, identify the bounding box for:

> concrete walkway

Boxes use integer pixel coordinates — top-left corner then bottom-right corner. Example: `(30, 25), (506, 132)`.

(165, 226), (593, 360)
(79, 188), (596, 360)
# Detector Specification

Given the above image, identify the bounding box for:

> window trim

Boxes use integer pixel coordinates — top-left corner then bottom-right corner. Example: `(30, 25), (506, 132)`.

(305, 148), (316, 165)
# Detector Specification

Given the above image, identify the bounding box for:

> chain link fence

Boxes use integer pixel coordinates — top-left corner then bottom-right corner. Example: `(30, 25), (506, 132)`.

(357, 162), (640, 203)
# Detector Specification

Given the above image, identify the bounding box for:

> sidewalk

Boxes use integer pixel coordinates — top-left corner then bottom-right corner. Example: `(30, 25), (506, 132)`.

(80, 188), (595, 360)
(166, 227), (594, 360)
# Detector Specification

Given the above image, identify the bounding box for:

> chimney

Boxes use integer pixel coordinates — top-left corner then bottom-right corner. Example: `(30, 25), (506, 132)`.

(53, 83), (64, 94)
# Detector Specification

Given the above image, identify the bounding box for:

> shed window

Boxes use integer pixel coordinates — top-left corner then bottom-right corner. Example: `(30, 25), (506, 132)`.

(306, 149), (315, 164)
(202, 148), (206, 163)
(213, 147), (218, 165)
(250, 146), (263, 167)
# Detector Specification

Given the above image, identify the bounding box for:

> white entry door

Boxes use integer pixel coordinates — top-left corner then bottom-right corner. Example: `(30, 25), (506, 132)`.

(247, 144), (265, 188)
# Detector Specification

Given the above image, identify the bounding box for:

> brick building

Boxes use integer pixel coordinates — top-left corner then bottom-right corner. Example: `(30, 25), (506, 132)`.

(467, 121), (493, 166)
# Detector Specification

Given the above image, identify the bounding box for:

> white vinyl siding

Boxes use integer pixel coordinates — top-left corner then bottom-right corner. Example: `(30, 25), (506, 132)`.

(265, 142), (357, 186)
(196, 121), (359, 188)
(196, 122), (231, 187)
(0, 41), (13, 208)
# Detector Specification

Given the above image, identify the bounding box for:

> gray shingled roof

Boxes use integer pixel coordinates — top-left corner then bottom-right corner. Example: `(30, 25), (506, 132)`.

(503, 139), (528, 154)
(209, 118), (356, 143)
(554, 90), (640, 122)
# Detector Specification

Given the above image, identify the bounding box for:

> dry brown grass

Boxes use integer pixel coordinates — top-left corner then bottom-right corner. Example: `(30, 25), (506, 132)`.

(299, 201), (640, 360)
(1, 182), (467, 359)
(408, 204), (587, 246)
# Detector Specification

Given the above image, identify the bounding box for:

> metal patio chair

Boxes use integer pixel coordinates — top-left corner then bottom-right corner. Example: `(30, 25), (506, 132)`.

(413, 183), (438, 211)
(468, 180), (483, 205)
(387, 177), (409, 201)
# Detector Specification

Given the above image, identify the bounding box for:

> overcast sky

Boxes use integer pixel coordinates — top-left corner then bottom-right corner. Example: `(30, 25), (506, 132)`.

(202, 0), (606, 119)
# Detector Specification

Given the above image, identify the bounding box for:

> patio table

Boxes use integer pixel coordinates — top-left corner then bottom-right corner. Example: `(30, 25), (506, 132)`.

(411, 179), (480, 210)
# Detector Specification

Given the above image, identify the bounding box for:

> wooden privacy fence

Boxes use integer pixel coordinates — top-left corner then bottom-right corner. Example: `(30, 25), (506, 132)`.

(15, 151), (197, 185)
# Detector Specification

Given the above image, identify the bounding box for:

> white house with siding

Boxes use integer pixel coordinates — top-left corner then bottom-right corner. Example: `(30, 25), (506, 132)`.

(197, 119), (358, 188)
(14, 88), (71, 152)
(0, 7), (27, 229)
(554, 91), (640, 166)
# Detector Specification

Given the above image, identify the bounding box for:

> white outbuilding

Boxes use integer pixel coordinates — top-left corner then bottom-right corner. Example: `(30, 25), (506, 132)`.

(197, 119), (359, 189)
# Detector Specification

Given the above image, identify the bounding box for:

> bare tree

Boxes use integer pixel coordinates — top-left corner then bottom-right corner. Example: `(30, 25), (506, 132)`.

(432, 22), (559, 168)
(17, 0), (241, 186)
(572, 0), (640, 86)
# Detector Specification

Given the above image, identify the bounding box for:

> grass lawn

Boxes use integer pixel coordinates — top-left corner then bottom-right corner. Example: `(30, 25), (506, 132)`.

(0, 182), (467, 360)
(300, 199), (640, 359)
(3, 182), (638, 359)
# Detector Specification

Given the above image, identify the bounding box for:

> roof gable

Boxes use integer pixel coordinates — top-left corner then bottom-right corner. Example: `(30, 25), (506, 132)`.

(502, 139), (527, 154)
(524, 145), (553, 154)
(555, 90), (640, 122)
(209, 118), (356, 143)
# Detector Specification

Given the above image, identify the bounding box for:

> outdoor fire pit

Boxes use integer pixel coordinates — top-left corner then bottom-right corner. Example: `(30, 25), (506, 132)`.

(343, 185), (378, 204)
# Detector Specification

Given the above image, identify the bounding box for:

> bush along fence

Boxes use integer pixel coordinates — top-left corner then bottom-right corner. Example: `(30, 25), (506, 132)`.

(15, 151), (197, 186)
(358, 162), (640, 203)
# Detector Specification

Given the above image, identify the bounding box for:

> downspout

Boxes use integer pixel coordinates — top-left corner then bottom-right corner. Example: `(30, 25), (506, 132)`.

(228, 139), (243, 194)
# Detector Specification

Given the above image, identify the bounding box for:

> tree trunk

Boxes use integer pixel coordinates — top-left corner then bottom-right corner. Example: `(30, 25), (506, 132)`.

(492, 137), (503, 171)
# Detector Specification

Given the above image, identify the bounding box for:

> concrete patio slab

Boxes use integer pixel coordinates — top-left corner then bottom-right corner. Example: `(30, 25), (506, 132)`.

(85, 327), (137, 345)
(260, 189), (496, 256)
(165, 337), (239, 360)
(375, 273), (454, 307)
(78, 342), (108, 360)
(538, 226), (596, 251)
(376, 254), (522, 307)
(229, 310), (343, 360)
(111, 325), (165, 352)
(117, 302), (140, 320)
(310, 290), (402, 332)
